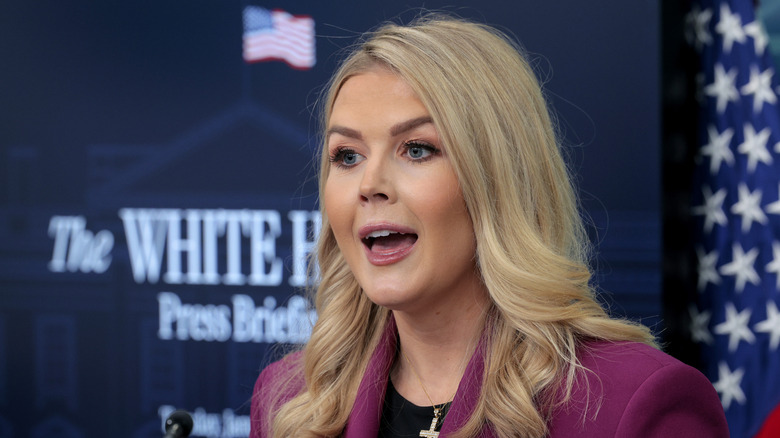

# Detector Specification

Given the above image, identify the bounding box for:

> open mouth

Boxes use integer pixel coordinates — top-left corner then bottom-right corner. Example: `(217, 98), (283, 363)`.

(362, 230), (418, 253)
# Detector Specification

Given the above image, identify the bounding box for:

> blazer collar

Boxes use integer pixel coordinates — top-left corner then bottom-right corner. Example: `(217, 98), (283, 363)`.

(343, 315), (496, 438)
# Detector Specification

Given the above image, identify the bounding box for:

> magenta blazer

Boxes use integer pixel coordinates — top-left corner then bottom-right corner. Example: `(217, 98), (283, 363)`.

(250, 318), (728, 437)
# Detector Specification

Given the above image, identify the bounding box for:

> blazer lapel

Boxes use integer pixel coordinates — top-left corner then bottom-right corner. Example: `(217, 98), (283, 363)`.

(342, 316), (397, 438)
(342, 316), (496, 438)
(438, 334), (496, 438)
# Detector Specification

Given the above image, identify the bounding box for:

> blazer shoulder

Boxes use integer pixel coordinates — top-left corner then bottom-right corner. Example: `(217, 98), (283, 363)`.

(548, 341), (728, 438)
(249, 351), (305, 438)
(579, 340), (683, 382)
(257, 350), (305, 387)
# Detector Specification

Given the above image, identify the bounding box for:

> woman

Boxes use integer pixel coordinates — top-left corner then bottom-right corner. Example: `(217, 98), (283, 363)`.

(250, 14), (728, 438)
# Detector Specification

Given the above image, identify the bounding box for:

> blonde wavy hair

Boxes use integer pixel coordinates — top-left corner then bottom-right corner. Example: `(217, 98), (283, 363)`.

(270, 14), (655, 438)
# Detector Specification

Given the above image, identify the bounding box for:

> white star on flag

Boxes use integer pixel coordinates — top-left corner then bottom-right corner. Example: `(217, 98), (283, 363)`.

(690, 305), (714, 344)
(715, 3), (747, 53)
(737, 123), (773, 172)
(697, 247), (722, 291)
(730, 183), (767, 231)
(713, 361), (747, 409)
(701, 125), (736, 173)
(764, 184), (780, 215)
(765, 242), (780, 288)
(692, 186), (728, 232)
(692, 6), (714, 50)
(755, 301), (780, 350)
(714, 302), (756, 351)
(705, 64), (740, 114)
(740, 66), (777, 113)
(689, 0), (780, 434)
(719, 244), (760, 292)
(744, 20), (769, 56)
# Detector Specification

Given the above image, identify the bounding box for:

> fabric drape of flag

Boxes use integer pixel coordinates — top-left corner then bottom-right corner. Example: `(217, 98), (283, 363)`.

(242, 6), (315, 69)
(688, 0), (780, 436)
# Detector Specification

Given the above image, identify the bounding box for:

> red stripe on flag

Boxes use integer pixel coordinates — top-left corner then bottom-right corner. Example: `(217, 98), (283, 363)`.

(755, 404), (780, 438)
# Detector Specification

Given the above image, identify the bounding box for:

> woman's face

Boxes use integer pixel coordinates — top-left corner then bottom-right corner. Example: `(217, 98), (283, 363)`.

(324, 68), (483, 316)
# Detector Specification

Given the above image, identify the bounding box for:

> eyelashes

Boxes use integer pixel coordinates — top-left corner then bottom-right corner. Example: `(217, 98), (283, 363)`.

(328, 141), (440, 169)
(404, 141), (439, 161)
(329, 147), (362, 168)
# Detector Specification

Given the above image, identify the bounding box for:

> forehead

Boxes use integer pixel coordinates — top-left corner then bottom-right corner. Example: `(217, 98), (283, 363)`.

(329, 68), (426, 120)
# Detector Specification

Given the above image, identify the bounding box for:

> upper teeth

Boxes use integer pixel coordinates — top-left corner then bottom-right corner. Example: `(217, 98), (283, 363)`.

(366, 230), (399, 238)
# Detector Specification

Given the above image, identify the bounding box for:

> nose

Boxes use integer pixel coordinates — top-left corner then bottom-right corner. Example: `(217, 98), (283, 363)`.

(358, 154), (393, 204)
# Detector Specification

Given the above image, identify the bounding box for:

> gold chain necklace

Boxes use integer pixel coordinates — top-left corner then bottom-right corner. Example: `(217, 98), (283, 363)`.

(401, 350), (454, 438)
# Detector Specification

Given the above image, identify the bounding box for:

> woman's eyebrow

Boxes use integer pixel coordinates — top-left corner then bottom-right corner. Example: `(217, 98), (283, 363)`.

(390, 116), (433, 136)
(326, 125), (362, 140)
(326, 116), (433, 141)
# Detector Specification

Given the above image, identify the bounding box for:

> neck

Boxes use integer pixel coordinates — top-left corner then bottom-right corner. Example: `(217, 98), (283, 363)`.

(390, 292), (488, 406)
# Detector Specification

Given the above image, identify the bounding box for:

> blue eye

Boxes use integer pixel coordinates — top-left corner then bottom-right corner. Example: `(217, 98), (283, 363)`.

(343, 151), (358, 164)
(329, 147), (364, 168)
(408, 145), (427, 158)
(404, 141), (438, 161)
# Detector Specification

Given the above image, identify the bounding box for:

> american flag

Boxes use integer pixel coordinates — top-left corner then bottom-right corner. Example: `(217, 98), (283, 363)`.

(688, 0), (780, 436)
(242, 6), (315, 69)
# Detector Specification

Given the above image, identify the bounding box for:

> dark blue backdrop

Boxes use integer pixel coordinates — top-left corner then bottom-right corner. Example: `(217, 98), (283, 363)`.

(0, 2), (659, 437)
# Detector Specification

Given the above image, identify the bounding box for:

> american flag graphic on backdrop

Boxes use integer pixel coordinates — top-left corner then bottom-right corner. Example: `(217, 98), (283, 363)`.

(242, 6), (315, 69)
(688, 0), (780, 436)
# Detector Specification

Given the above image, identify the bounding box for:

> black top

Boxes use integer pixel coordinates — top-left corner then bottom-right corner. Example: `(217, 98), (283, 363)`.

(378, 379), (452, 438)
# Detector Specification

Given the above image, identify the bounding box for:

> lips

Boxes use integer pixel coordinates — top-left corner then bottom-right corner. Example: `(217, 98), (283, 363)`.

(365, 231), (418, 251)
(359, 224), (418, 265)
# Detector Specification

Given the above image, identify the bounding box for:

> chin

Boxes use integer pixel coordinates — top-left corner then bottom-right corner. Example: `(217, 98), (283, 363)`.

(361, 287), (416, 310)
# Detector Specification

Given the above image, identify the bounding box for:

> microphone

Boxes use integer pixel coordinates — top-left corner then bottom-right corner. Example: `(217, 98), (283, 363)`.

(163, 410), (194, 438)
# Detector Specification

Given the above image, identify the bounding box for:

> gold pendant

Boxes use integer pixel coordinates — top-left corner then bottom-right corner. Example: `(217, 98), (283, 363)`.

(419, 407), (442, 438)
